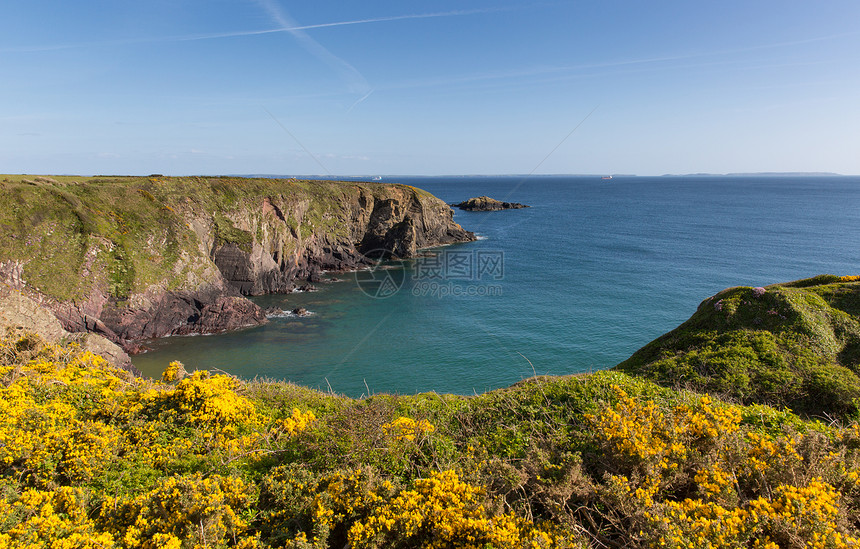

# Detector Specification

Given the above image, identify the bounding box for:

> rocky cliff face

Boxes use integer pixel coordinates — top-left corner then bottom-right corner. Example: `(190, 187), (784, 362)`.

(208, 184), (475, 295)
(0, 176), (474, 353)
(0, 285), (135, 373)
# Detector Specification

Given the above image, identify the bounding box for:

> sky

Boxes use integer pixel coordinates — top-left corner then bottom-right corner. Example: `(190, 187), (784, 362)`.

(2, 0), (859, 176)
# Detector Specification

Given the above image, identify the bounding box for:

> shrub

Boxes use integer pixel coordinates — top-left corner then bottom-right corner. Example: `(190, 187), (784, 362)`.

(2, 334), (860, 547)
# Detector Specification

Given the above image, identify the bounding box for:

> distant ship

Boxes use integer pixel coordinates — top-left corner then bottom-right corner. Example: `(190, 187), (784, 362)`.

(372, 176), (383, 181)
(601, 175), (613, 180)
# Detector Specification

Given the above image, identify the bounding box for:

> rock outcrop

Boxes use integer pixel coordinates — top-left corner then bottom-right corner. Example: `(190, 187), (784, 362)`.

(0, 285), (136, 373)
(53, 289), (268, 347)
(453, 196), (530, 211)
(0, 176), (475, 353)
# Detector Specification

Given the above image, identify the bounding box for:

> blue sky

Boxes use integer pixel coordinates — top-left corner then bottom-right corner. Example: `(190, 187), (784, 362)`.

(2, 0), (859, 176)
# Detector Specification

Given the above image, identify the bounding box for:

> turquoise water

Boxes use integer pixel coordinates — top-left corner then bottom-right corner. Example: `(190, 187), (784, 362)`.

(132, 175), (860, 396)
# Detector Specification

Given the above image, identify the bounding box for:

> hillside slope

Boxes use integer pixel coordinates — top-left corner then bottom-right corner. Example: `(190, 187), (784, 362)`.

(616, 275), (860, 417)
(2, 332), (859, 548)
(0, 175), (474, 351)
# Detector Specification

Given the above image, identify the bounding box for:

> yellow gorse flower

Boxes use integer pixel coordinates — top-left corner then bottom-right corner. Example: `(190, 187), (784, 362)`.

(586, 387), (740, 474)
(648, 478), (857, 549)
(276, 408), (317, 437)
(160, 360), (185, 382)
(383, 416), (435, 442)
(101, 472), (254, 548)
(347, 470), (556, 549)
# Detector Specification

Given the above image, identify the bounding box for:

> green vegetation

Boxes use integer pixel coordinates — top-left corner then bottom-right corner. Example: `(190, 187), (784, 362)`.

(0, 176), (199, 300)
(213, 213), (254, 253)
(616, 276), (860, 419)
(0, 175), (428, 302)
(2, 333), (860, 548)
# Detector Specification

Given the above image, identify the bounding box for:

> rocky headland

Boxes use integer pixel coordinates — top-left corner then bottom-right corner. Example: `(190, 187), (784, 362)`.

(453, 196), (530, 211)
(0, 175), (474, 352)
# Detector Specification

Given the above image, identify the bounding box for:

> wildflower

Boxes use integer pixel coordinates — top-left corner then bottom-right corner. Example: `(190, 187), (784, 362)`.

(161, 360), (186, 382)
(383, 417), (435, 442)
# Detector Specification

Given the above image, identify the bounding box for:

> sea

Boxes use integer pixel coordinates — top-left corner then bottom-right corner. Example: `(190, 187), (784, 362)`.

(132, 175), (860, 397)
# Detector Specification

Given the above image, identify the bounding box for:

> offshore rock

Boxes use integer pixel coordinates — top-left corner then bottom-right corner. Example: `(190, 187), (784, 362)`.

(453, 196), (530, 211)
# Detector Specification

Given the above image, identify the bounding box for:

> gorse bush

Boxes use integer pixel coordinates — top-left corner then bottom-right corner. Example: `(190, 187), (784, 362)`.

(2, 333), (860, 547)
(102, 473), (256, 549)
(586, 387), (859, 547)
(347, 469), (557, 549)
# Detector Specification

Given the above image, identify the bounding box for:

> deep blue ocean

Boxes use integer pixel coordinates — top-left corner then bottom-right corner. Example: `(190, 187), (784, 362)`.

(132, 175), (860, 396)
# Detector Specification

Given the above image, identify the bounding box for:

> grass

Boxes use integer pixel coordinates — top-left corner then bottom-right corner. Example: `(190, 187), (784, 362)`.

(0, 176), (199, 300)
(615, 276), (860, 419)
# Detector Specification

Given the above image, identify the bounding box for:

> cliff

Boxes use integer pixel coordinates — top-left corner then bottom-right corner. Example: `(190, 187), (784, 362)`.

(0, 175), (474, 351)
(615, 274), (860, 417)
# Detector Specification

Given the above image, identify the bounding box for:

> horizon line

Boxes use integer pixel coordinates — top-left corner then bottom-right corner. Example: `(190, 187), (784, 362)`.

(5, 171), (852, 179)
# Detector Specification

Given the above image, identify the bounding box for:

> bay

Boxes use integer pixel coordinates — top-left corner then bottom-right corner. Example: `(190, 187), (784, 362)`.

(131, 175), (860, 396)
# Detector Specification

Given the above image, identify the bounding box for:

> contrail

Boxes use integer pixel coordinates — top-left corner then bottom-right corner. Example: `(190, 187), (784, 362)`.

(289, 7), (507, 31)
(0, 6), (507, 53)
(348, 89), (375, 112)
(374, 29), (860, 93)
(256, 0), (371, 95)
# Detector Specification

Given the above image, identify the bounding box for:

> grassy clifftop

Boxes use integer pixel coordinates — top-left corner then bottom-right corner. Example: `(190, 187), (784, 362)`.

(1, 175), (200, 301)
(616, 275), (860, 418)
(0, 175), (444, 302)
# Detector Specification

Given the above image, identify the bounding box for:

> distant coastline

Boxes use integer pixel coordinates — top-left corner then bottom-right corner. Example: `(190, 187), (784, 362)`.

(661, 171), (844, 177)
(237, 172), (849, 180)
(27, 172), (850, 180)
